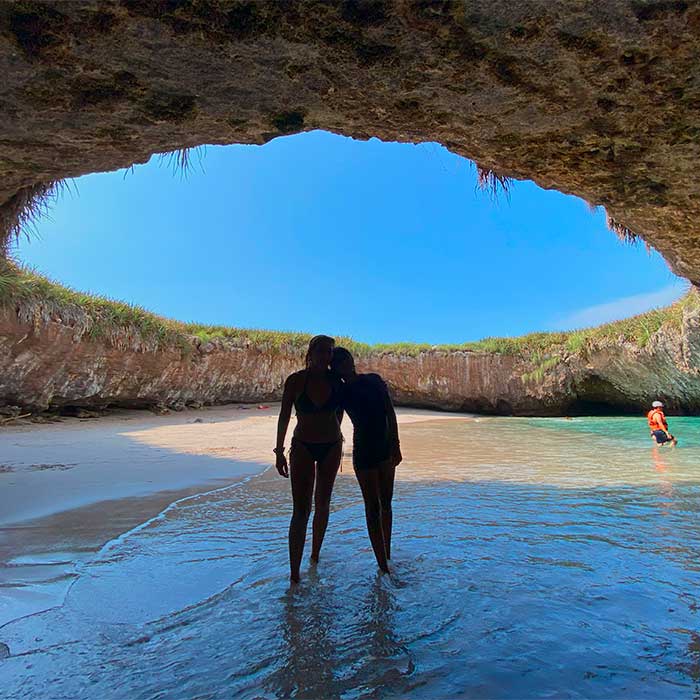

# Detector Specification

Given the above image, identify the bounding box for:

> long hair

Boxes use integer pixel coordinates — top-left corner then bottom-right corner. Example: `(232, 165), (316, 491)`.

(305, 335), (335, 368)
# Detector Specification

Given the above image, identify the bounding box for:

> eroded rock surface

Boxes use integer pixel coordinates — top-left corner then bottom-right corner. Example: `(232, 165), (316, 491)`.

(2, 300), (700, 415)
(1, 1), (700, 279)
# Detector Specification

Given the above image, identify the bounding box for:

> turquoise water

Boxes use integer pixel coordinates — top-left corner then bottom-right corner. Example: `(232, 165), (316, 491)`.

(528, 415), (700, 446)
(2, 416), (700, 698)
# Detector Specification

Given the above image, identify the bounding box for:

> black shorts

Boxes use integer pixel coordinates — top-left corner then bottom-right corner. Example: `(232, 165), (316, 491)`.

(352, 437), (391, 472)
(652, 429), (672, 444)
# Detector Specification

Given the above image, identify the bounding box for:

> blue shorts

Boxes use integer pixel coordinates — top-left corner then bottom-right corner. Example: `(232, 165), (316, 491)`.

(652, 430), (672, 444)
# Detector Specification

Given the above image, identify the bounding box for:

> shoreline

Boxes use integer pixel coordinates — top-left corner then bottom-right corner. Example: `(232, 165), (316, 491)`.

(0, 403), (276, 630)
(0, 403), (469, 526)
(0, 403), (472, 630)
(0, 404), (274, 527)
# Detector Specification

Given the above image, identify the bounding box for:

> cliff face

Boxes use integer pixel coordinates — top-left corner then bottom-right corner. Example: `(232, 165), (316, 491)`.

(362, 310), (700, 415)
(2, 297), (700, 416)
(0, 304), (300, 411)
(2, 2), (700, 282)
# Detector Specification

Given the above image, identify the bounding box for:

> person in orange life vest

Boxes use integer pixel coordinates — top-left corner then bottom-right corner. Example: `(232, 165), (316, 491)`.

(647, 400), (677, 446)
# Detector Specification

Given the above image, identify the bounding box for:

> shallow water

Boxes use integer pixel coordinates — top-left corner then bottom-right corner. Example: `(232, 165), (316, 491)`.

(3, 416), (700, 699)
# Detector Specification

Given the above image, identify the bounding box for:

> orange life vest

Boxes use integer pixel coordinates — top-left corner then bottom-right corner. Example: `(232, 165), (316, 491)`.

(647, 408), (667, 431)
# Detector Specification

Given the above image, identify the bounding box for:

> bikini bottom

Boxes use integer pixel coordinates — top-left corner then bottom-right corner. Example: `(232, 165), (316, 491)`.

(291, 437), (341, 464)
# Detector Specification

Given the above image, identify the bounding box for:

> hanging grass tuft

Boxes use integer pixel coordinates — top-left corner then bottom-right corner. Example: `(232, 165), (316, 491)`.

(158, 146), (206, 178)
(605, 212), (638, 244)
(605, 212), (653, 252)
(0, 146), (207, 252)
(0, 180), (68, 254)
(475, 165), (512, 200)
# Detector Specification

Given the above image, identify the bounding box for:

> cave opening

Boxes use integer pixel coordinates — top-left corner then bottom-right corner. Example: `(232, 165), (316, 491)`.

(9, 131), (684, 349)
(568, 375), (656, 416)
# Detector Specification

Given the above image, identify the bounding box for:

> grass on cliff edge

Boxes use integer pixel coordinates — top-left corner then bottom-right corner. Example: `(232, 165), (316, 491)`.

(0, 261), (697, 358)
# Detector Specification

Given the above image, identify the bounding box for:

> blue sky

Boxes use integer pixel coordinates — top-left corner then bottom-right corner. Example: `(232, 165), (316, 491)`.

(16, 130), (685, 345)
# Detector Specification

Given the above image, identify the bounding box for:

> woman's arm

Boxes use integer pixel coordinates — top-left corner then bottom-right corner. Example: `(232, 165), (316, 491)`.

(274, 374), (296, 477)
(335, 378), (345, 427)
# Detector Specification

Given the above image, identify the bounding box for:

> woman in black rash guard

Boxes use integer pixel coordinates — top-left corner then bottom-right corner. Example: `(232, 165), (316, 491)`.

(330, 347), (402, 574)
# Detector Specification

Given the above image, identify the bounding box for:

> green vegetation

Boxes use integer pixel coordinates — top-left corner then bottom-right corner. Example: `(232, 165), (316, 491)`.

(0, 181), (65, 254)
(1, 260), (697, 362)
(0, 260), (371, 355)
(521, 354), (562, 384)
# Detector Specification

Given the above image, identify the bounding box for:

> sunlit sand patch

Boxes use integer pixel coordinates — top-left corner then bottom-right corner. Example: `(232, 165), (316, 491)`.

(119, 406), (474, 467)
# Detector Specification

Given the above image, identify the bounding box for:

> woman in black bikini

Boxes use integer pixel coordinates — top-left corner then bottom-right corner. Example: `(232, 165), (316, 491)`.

(330, 347), (402, 574)
(275, 335), (343, 583)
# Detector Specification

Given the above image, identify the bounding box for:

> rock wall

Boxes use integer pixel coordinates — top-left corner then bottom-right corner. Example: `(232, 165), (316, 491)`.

(2, 300), (700, 416)
(0, 305), (300, 411)
(1, 2), (700, 281)
(362, 310), (700, 414)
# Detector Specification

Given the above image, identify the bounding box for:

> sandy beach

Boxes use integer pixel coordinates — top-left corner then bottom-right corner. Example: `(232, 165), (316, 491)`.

(0, 403), (464, 526)
(0, 405), (279, 527)
(0, 403), (465, 628)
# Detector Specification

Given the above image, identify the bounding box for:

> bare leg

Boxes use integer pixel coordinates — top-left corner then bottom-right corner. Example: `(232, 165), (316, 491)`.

(355, 468), (390, 573)
(310, 442), (342, 562)
(378, 461), (396, 560)
(289, 443), (315, 583)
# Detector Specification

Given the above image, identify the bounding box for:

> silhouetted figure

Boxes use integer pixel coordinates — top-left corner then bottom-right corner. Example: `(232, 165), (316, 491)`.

(275, 335), (344, 583)
(331, 348), (402, 574)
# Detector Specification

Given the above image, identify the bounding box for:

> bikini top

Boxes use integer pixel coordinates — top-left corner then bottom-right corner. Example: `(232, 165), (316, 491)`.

(294, 371), (342, 416)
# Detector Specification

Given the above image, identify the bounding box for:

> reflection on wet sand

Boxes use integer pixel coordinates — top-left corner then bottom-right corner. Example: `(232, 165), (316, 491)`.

(272, 578), (336, 698)
(269, 572), (411, 699)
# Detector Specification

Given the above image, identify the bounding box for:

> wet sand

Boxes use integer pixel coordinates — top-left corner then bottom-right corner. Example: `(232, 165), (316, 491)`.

(0, 403), (467, 628)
